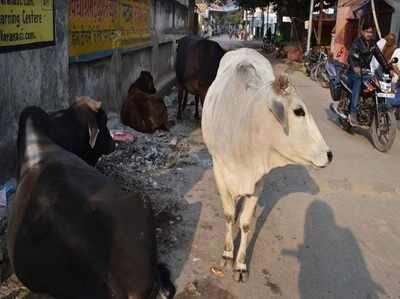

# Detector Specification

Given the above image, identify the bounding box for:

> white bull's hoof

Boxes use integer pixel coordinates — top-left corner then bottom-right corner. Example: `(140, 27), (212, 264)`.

(233, 263), (248, 282)
(233, 269), (249, 283)
(220, 256), (234, 269)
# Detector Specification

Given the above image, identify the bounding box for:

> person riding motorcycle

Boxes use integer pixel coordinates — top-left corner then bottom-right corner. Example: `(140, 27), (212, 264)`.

(347, 22), (392, 124)
(347, 22), (376, 126)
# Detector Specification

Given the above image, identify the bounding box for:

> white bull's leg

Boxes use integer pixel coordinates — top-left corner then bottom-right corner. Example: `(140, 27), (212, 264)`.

(213, 162), (235, 268)
(233, 195), (258, 283)
(220, 196), (235, 268)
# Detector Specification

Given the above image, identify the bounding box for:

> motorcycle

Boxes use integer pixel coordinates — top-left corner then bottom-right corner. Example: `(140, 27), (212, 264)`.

(304, 50), (319, 77)
(326, 55), (399, 152)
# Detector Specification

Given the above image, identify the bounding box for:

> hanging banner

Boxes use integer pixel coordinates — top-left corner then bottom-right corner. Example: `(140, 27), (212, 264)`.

(69, 0), (150, 63)
(0, 0), (55, 52)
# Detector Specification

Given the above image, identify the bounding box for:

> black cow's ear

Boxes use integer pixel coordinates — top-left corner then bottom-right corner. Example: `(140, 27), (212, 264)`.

(85, 109), (100, 148)
(88, 121), (99, 148)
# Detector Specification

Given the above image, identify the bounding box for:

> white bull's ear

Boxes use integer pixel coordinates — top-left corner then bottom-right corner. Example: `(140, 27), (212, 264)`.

(272, 74), (290, 94)
(236, 60), (261, 89)
(267, 74), (290, 135)
(266, 97), (289, 135)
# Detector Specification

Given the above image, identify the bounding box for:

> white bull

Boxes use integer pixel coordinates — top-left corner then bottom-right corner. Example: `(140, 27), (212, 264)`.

(202, 48), (332, 282)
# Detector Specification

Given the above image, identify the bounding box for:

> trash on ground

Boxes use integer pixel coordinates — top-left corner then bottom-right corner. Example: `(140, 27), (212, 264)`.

(0, 179), (16, 207)
(210, 266), (225, 278)
(110, 130), (136, 143)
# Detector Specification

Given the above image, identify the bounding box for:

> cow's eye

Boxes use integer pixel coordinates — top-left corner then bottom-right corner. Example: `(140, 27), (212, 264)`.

(294, 107), (305, 117)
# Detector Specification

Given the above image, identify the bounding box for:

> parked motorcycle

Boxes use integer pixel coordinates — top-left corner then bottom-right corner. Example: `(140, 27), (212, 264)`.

(326, 54), (398, 152)
(304, 50), (319, 77)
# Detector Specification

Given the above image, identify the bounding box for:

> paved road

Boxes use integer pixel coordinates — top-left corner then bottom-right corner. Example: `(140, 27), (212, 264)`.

(167, 38), (400, 299)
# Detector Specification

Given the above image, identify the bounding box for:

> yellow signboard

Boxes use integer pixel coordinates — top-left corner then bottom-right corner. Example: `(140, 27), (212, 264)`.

(119, 0), (151, 48)
(0, 0), (55, 52)
(69, 0), (150, 62)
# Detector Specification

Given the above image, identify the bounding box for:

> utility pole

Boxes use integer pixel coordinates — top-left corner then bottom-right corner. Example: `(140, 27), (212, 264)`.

(306, 0), (315, 53)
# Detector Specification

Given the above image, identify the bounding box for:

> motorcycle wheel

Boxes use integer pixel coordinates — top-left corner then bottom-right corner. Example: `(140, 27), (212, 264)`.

(310, 64), (318, 81)
(370, 109), (397, 152)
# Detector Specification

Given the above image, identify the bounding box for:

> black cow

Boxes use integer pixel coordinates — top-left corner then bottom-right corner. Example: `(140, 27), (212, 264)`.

(7, 106), (175, 299)
(48, 96), (115, 166)
(175, 36), (225, 120)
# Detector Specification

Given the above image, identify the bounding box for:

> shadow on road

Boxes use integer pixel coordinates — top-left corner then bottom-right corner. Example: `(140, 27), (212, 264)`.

(245, 165), (320, 270)
(283, 200), (385, 299)
(325, 108), (376, 145)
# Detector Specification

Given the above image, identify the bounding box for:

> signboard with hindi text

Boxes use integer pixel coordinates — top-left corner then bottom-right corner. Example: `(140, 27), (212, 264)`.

(69, 0), (151, 63)
(0, 0), (55, 52)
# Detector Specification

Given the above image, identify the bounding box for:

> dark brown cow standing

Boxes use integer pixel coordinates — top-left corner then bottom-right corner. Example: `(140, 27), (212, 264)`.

(175, 36), (225, 120)
(121, 71), (169, 134)
(7, 106), (175, 299)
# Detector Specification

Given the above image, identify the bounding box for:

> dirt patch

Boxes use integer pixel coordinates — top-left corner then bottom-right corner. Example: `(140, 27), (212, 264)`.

(175, 278), (237, 299)
(262, 269), (282, 296)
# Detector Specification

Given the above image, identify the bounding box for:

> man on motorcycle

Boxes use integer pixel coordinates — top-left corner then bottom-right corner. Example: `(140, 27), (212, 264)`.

(348, 22), (376, 126)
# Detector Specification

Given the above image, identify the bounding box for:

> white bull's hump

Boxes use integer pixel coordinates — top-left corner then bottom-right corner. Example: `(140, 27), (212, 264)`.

(217, 48), (275, 85)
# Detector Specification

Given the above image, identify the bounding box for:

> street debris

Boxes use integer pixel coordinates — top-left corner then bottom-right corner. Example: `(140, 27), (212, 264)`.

(110, 130), (135, 143)
(175, 278), (237, 299)
(210, 266), (225, 278)
(0, 218), (11, 284)
(0, 179), (16, 208)
(262, 268), (282, 296)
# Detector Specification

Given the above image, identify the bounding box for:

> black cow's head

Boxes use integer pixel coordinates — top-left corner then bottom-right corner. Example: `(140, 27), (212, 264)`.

(73, 97), (115, 165)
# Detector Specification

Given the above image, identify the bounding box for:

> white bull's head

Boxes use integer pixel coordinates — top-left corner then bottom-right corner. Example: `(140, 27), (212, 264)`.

(267, 74), (332, 168)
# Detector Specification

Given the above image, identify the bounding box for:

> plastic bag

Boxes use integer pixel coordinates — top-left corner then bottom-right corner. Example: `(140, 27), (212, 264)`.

(0, 178), (17, 207)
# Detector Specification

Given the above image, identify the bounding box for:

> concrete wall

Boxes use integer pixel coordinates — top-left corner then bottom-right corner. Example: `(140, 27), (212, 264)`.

(0, 0), (189, 183)
(155, 0), (174, 33)
(176, 3), (188, 29)
(0, 0), (69, 182)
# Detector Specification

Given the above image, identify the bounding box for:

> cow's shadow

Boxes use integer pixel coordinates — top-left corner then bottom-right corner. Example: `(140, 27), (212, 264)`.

(244, 165), (320, 270)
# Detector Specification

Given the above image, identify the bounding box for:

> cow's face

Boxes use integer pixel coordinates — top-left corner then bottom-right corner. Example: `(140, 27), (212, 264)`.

(268, 76), (332, 168)
(74, 97), (115, 157)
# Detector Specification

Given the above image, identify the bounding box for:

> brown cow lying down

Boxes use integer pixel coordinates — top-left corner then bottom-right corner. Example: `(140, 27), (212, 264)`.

(49, 96), (115, 166)
(121, 72), (168, 134)
(8, 106), (176, 299)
